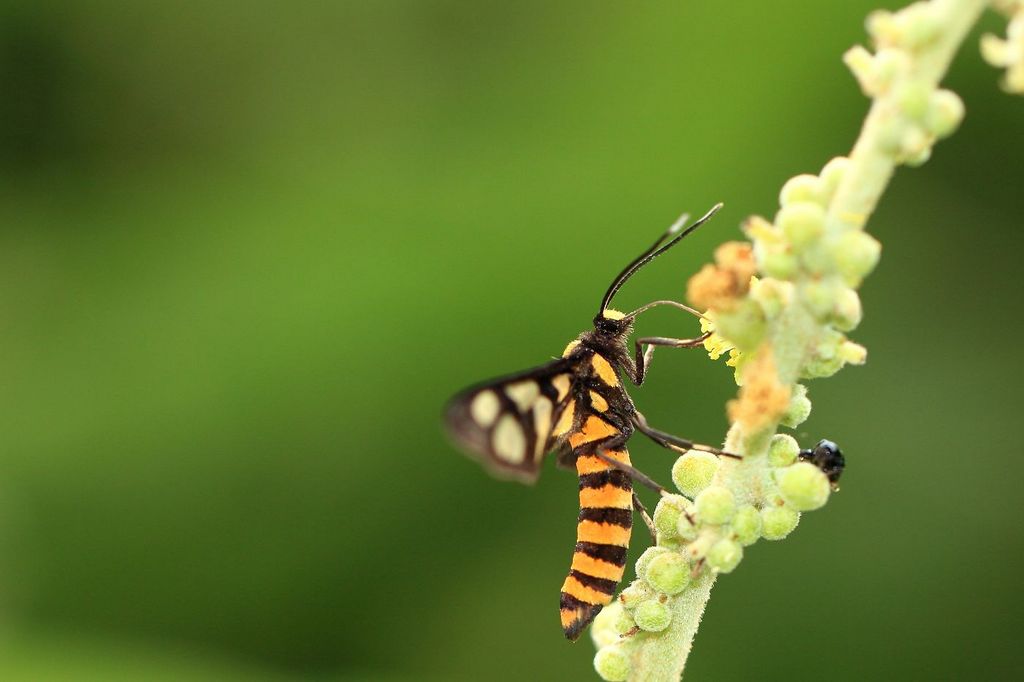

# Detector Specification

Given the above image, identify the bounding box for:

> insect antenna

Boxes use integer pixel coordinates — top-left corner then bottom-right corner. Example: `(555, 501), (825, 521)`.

(627, 299), (706, 321)
(598, 202), (724, 315)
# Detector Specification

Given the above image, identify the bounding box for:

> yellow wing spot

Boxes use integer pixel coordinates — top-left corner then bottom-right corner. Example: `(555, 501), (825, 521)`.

(588, 390), (609, 412)
(532, 397), (553, 459)
(492, 415), (526, 464)
(505, 380), (540, 412)
(591, 354), (619, 387)
(562, 339), (581, 357)
(551, 374), (571, 402)
(551, 399), (575, 436)
(469, 390), (500, 427)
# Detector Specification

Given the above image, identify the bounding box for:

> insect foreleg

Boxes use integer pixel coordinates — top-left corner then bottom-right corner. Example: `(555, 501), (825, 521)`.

(632, 411), (742, 460)
(633, 332), (711, 385)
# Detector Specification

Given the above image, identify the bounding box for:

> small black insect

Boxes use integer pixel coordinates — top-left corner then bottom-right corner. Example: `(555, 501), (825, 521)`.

(798, 439), (845, 485)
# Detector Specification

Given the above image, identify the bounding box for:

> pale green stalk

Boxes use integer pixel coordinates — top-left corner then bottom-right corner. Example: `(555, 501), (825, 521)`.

(591, 2), (1008, 680)
(981, 1), (1024, 92)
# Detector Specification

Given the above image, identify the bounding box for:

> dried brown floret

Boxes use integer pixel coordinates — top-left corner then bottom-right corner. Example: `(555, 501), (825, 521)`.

(727, 350), (791, 433)
(686, 241), (756, 311)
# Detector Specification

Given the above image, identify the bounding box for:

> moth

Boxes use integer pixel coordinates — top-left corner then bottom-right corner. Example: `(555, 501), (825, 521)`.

(444, 204), (739, 640)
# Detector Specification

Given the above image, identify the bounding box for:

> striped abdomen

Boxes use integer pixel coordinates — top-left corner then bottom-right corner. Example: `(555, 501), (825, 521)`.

(559, 415), (633, 641)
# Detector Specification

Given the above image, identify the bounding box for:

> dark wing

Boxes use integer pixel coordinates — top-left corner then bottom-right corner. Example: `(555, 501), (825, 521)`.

(444, 355), (583, 484)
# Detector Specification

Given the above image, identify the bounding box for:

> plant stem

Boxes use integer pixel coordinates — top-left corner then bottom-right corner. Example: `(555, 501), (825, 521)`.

(593, 3), (991, 681)
(668, 1), (987, 677)
(830, 0), (988, 232)
(627, 573), (715, 682)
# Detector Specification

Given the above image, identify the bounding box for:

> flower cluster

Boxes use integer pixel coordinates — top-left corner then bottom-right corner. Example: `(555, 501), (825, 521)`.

(982, 0), (1024, 93)
(587, 1), (1002, 679)
(591, 434), (833, 681)
(844, 4), (968, 167)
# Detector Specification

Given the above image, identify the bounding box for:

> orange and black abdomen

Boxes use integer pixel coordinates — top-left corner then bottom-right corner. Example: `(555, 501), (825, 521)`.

(559, 414), (633, 641)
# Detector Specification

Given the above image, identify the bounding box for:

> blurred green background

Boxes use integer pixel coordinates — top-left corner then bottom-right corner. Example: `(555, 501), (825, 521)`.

(0, 1), (1021, 680)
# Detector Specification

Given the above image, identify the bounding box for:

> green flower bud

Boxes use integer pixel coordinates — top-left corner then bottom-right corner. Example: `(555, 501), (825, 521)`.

(843, 45), (876, 95)
(980, 34), (1024, 93)
(778, 461), (831, 511)
(899, 126), (930, 163)
(614, 608), (637, 636)
(802, 329), (847, 379)
(761, 505), (801, 540)
(685, 532), (715, 562)
(635, 546), (670, 580)
(778, 202), (826, 250)
(654, 495), (693, 539)
(634, 599), (672, 632)
(900, 3), (941, 49)
(672, 451), (720, 498)
(730, 505), (762, 546)
(832, 230), (882, 285)
(695, 486), (736, 525)
(800, 279), (838, 320)
(903, 142), (932, 168)
(707, 538), (744, 573)
(713, 299), (766, 352)
(896, 81), (930, 121)
(768, 434), (800, 467)
(798, 241), (836, 278)
(657, 534), (682, 550)
(750, 278), (792, 320)
(619, 580), (655, 609)
(866, 10), (898, 45)
(925, 89), (964, 138)
(760, 249), (798, 280)
(591, 601), (625, 648)
(803, 357), (843, 379)
(831, 286), (863, 331)
(676, 507), (699, 541)
(872, 48), (910, 92)
(839, 340), (868, 365)
(779, 174), (826, 207)
(819, 156), (850, 201)
(878, 116), (910, 156)
(780, 384), (811, 428)
(594, 644), (631, 682)
(646, 552), (691, 595)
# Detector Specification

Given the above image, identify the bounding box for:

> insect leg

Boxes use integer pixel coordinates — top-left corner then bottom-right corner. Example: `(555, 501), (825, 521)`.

(633, 411), (742, 460)
(594, 439), (698, 533)
(633, 333), (711, 385)
(592, 445), (666, 494)
(631, 493), (657, 542)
